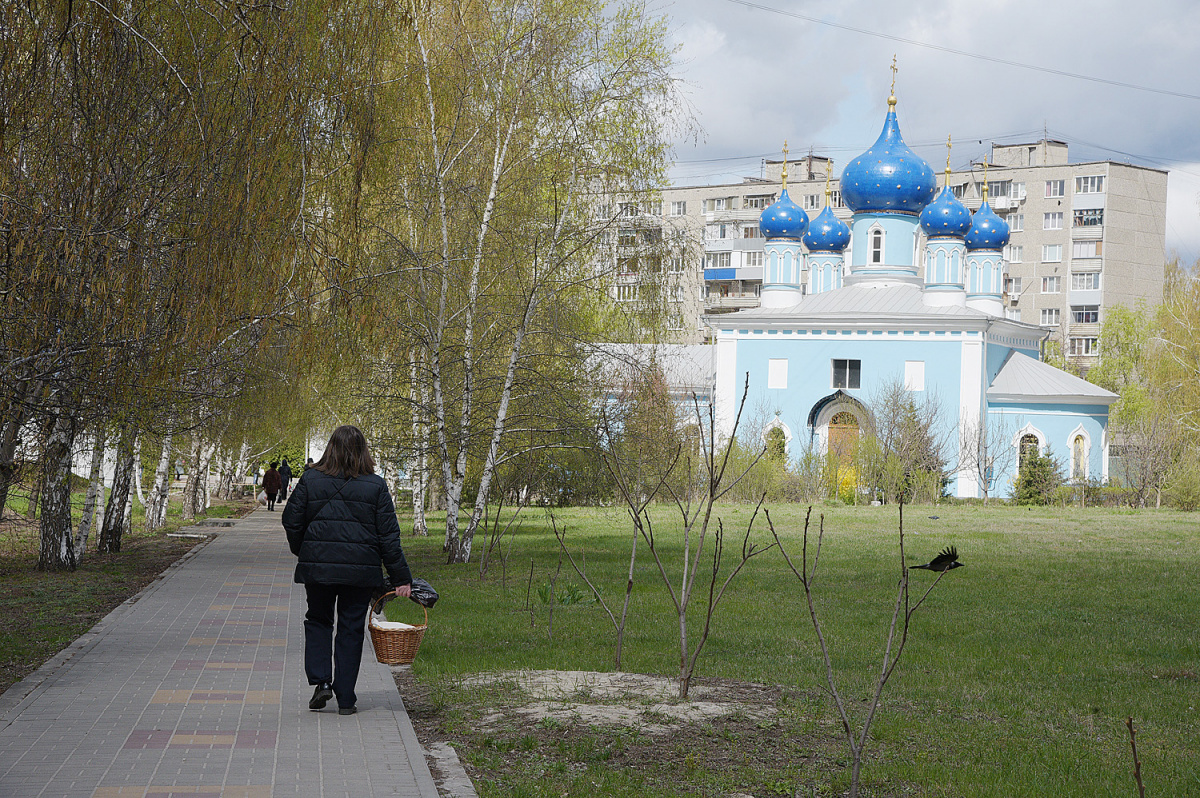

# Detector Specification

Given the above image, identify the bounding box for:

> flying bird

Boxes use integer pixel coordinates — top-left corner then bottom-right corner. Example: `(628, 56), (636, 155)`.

(910, 546), (964, 572)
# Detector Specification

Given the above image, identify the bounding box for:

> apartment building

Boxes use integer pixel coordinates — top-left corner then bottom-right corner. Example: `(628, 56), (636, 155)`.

(642, 141), (1167, 362)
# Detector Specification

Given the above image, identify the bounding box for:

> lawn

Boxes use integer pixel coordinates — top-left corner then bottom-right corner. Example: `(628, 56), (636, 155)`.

(390, 502), (1200, 797)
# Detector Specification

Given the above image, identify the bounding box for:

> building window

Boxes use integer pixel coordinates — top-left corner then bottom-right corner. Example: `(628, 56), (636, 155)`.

(744, 194), (774, 210)
(1041, 308), (1061, 326)
(1073, 240), (1102, 258)
(768, 359), (788, 389)
(830, 189), (844, 208)
(705, 252), (731, 270)
(645, 201), (662, 216)
(1072, 434), (1087, 480)
(1045, 180), (1065, 198)
(1042, 244), (1063, 263)
(870, 228), (884, 264)
(1043, 212), (1063, 230)
(617, 228), (636, 246)
(832, 359), (861, 390)
(615, 284), (638, 302)
(904, 361), (925, 391)
(988, 180), (1011, 198)
(1004, 244), (1023, 263)
(744, 251), (763, 268)
(1071, 272), (1101, 290)
(669, 285), (686, 303)
(803, 194), (821, 210)
(950, 184), (967, 199)
(743, 225), (760, 239)
(1005, 308), (1022, 321)
(1004, 276), (1022, 295)
(1012, 182), (1027, 200)
(1042, 276), (1061, 293)
(670, 200), (687, 216)
(668, 258), (684, 274)
(1068, 337), (1099, 356)
(620, 202), (639, 217)
(1073, 209), (1104, 227)
(1006, 213), (1024, 232)
(1071, 305), (1100, 324)
(1075, 175), (1105, 194)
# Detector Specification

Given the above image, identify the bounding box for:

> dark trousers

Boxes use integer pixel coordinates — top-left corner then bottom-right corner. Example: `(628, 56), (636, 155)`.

(266, 491), (278, 510)
(303, 583), (374, 709)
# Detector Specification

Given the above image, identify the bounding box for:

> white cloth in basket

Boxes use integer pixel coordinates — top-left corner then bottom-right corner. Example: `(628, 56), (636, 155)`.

(370, 619), (419, 631)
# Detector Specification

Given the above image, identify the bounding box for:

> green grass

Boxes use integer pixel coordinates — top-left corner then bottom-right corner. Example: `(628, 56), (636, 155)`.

(392, 503), (1200, 796)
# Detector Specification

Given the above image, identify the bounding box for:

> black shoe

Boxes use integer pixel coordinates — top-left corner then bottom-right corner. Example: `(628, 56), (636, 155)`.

(338, 706), (357, 715)
(309, 683), (333, 710)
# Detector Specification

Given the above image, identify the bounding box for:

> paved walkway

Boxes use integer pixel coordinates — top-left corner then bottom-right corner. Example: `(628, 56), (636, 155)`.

(0, 508), (444, 797)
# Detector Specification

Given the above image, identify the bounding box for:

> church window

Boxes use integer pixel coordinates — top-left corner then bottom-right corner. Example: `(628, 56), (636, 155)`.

(832, 359), (861, 390)
(1019, 433), (1040, 464)
(904, 361), (925, 391)
(768, 359), (788, 389)
(870, 229), (884, 264)
(1041, 308), (1061, 326)
(1071, 305), (1099, 324)
(1043, 212), (1063, 230)
(1045, 180), (1065, 198)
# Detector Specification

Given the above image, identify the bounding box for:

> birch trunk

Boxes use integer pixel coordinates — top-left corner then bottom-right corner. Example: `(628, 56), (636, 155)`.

(180, 438), (202, 521)
(0, 381), (31, 518)
(131, 435), (145, 507)
(199, 444), (215, 511)
(98, 428), (135, 553)
(76, 425), (108, 553)
(410, 351), (428, 536)
(37, 411), (79, 571)
(146, 435), (172, 530)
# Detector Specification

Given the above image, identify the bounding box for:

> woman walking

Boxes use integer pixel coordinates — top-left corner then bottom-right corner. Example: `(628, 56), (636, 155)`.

(282, 425), (412, 715)
(262, 462), (282, 510)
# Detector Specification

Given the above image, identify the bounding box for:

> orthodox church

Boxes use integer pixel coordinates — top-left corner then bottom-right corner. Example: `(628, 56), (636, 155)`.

(709, 90), (1117, 498)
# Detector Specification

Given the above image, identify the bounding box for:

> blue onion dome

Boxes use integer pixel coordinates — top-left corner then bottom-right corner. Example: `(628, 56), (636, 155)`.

(803, 205), (851, 252)
(964, 200), (1011, 250)
(919, 185), (972, 237)
(840, 104), (937, 215)
(759, 188), (809, 240)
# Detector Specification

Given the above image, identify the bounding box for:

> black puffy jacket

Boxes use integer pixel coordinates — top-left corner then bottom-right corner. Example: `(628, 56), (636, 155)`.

(281, 468), (412, 588)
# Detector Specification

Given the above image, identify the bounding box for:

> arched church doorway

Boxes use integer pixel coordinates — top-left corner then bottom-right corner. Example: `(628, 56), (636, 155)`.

(829, 411), (860, 464)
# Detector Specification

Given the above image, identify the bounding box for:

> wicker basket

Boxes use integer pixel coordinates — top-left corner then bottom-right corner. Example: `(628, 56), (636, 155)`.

(368, 594), (428, 665)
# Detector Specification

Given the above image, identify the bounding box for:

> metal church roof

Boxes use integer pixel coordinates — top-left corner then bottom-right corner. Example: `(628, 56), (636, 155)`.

(987, 351), (1118, 406)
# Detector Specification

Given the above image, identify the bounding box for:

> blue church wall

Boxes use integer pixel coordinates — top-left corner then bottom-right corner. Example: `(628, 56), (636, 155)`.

(730, 332), (969, 447)
(988, 401), (1110, 485)
(848, 214), (919, 270)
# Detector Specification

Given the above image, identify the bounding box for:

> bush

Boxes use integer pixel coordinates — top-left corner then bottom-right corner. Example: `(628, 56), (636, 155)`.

(1014, 447), (1064, 505)
(1166, 456), (1200, 511)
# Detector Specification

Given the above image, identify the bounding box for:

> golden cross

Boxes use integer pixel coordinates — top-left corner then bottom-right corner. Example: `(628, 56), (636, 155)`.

(946, 134), (953, 175)
(981, 157), (989, 201)
(781, 140), (789, 190)
(825, 159), (833, 198)
(890, 55), (898, 96)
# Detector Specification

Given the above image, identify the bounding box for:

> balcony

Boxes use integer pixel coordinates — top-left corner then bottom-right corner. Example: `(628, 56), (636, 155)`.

(705, 294), (760, 312)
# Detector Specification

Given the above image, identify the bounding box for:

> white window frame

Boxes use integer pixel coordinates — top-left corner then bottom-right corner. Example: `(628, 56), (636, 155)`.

(670, 200), (687, 216)
(869, 225), (885, 264)
(1071, 272), (1101, 291)
(1040, 308), (1061, 326)
(1043, 212), (1063, 230)
(1007, 213), (1024, 232)
(1075, 175), (1105, 194)
(1045, 180), (1065, 198)
(1041, 276), (1061, 294)
(768, 359), (788, 390)
(904, 361), (925, 392)
(1004, 244), (1023, 263)
(1068, 337), (1099, 356)
(803, 194), (820, 210)
(1042, 244), (1063, 263)
(1071, 305), (1100, 324)
(1072, 240), (1101, 259)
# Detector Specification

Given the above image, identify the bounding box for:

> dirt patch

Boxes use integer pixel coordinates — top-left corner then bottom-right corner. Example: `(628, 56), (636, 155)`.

(396, 668), (847, 796)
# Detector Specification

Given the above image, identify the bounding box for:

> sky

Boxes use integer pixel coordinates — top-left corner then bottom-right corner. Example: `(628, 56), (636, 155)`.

(658, 0), (1200, 264)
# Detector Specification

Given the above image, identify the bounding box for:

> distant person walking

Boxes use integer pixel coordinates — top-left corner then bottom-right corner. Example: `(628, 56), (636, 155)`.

(281, 425), (412, 716)
(262, 462), (282, 510)
(278, 458), (293, 500)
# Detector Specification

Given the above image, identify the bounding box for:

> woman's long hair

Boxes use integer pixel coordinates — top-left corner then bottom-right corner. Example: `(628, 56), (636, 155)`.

(313, 425), (376, 479)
